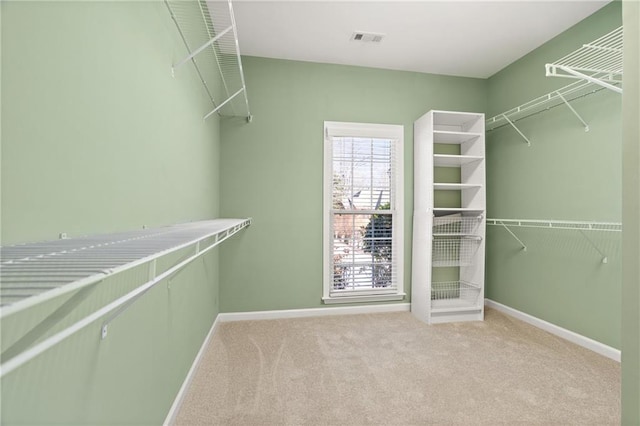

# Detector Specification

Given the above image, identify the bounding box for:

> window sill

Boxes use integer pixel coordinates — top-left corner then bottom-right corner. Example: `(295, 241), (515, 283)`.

(322, 293), (406, 305)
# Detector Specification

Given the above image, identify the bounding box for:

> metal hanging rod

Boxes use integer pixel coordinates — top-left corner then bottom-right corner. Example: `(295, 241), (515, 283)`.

(165, 0), (252, 122)
(545, 26), (623, 94)
(487, 218), (621, 263)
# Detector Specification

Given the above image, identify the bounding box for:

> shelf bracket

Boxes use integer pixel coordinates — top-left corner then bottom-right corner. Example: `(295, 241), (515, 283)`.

(578, 229), (608, 264)
(549, 65), (623, 94)
(172, 25), (234, 72)
(499, 221), (527, 252)
(501, 114), (531, 146)
(203, 87), (244, 120)
(555, 92), (589, 132)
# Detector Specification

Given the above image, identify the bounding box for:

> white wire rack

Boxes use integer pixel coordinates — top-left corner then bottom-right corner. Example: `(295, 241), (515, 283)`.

(487, 218), (621, 263)
(165, 0), (251, 121)
(431, 280), (481, 307)
(485, 79), (613, 145)
(487, 26), (623, 146)
(0, 218), (251, 315)
(433, 214), (483, 236)
(546, 26), (623, 94)
(432, 236), (482, 267)
(0, 218), (251, 378)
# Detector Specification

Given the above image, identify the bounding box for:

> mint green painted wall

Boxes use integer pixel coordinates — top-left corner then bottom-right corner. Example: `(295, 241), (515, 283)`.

(1, 252), (220, 425)
(1, 1), (220, 245)
(1, 1), (221, 424)
(622, 1), (640, 423)
(485, 2), (623, 348)
(219, 57), (487, 312)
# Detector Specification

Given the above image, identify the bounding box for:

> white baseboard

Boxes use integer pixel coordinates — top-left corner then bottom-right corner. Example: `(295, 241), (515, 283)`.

(218, 302), (411, 322)
(485, 299), (621, 362)
(163, 313), (222, 426)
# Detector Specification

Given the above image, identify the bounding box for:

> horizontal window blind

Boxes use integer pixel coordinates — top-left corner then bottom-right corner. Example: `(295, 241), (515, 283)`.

(327, 132), (400, 298)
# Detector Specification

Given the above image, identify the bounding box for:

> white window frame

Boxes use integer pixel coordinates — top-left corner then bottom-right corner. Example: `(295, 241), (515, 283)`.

(323, 121), (405, 304)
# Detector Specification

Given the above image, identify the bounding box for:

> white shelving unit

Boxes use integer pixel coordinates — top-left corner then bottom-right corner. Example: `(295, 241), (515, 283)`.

(412, 110), (486, 324)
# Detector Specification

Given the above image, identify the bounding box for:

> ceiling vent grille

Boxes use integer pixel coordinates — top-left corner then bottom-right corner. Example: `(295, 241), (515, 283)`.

(351, 31), (385, 43)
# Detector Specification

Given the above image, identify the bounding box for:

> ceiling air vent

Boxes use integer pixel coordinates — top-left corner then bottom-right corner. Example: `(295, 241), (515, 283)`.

(351, 31), (385, 43)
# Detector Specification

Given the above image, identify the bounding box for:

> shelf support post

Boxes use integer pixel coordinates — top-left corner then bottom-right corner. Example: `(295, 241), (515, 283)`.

(172, 25), (234, 72)
(555, 92), (590, 132)
(550, 65), (623, 94)
(578, 229), (608, 264)
(501, 114), (531, 146)
(499, 221), (527, 251)
(203, 87), (244, 120)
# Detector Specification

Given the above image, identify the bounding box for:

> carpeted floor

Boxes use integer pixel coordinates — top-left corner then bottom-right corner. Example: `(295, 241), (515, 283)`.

(174, 308), (620, 425)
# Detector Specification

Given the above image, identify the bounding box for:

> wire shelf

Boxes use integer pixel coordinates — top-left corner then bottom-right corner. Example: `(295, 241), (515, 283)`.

(545, 26), (623, 94)
(485, 79), (604, 132)
(433, 214), (483, 236)
(165, 0), (251, 120)
(432, 236), (481, 267)
(487, 218), (620, 263)
(431, 280), (481, 304)
(0, 218), (251, 315)
(486, 219), (621, 232)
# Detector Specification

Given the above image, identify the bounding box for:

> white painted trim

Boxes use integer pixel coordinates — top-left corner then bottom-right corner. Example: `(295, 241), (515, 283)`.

(218, 302), (411, 322)
(322, 121), (405, 301)
(163, 314), (222, 426)
(485, 299), (621, 362)
(322, 293), (406, 304)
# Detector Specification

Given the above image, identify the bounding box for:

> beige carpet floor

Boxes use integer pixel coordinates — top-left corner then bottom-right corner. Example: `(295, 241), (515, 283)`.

(175, 308), (620, 425)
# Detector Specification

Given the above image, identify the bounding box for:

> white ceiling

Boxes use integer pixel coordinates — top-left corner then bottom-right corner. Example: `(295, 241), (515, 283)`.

(230, 0), (611, 78)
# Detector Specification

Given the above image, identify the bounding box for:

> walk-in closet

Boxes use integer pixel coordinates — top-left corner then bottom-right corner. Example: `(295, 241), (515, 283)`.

(1, 0), (638, 424)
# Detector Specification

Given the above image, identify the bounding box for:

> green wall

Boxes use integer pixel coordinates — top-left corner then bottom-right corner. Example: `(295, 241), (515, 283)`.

(1, 0), (634, 424)
(485, 2), (623, 349)
(219, 57), (487, 313)
(622, 0), (640, 423)
(1, 1), (220, 245)
(1, 1), (222, 424)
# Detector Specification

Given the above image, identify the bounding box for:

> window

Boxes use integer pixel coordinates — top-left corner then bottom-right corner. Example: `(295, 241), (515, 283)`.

(323, 121), (404, 304)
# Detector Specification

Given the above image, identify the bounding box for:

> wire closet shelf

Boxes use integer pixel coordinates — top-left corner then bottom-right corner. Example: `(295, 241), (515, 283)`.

(545, 26), (623, 94)
(0, 218), (251, 378)
(0, 218), (251, 316)
(486, 26), (623, 146)
(165, 0), (251, 121)
(487, 218), (621, 264)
